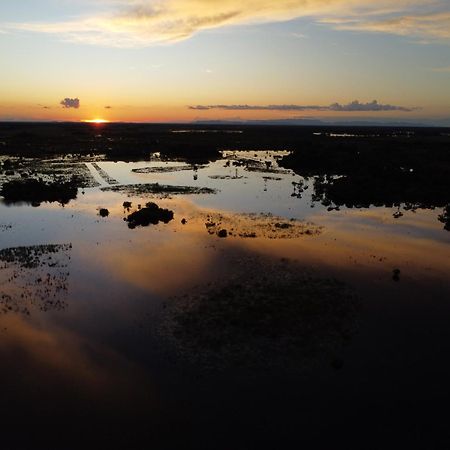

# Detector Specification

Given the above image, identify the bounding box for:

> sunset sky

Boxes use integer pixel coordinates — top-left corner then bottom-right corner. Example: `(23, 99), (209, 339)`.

(1, 0), (449, 124)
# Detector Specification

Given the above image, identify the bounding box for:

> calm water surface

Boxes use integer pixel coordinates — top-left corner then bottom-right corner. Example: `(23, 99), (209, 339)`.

(1, 152), (449, 449)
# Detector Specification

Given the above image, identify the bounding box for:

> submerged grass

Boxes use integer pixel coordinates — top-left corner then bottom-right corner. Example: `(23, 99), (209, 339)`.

(201, 212), (323, 239)
(0, 244), (72, 315)
(160, 257), (360, 372)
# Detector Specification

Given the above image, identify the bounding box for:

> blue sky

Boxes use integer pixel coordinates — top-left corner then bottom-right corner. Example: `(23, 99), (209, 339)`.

(0, 0), (449, 123)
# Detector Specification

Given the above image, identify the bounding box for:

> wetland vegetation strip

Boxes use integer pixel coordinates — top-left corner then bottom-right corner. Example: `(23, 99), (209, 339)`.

(91, 162), (119, 185)
(132, 164), (203, 174)
(0, 158), (99, 189)
(0, 178), (78, 206)
(201, 212), (323, 239)
(101, 183), (217, 197)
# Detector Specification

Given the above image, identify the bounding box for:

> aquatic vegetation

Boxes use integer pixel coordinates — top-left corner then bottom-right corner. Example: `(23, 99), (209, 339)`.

(208, 174), (246, 180)
(281, 134), (450, 225)
(291, 179), (309, 198)
(263, 176), (283, 181)
(0, 244), (72, 269)
(0, 178), (78, 206)
(0, 244), (71, 314)
(217, 229), (228, 238)
(91, 162), (119, 185)
(126, 202), (174, 228)
(438, 205), (450, 231)
(98, 208), (110, 217)
(101, 183), (217, 197)
(392, 269), (401, 282)
(224, 153), (292, 175)
(132, 164), (203, 173)
(0, 157), (100, 189)
(202, 212), (322, 239)
(161, 258), (360, 371)
(244, 164), (291, 175)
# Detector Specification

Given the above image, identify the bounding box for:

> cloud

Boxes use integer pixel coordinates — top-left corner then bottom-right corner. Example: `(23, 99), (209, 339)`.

(430, 66), (450, 73)
(328, 100), (417, 112)
(2, 0), (448, 47)
(190, 105), (211, 110)
(322, 10), (450, 41)
(291, 32), (308, 39)
(188, 100), (417, 112)
(60, 98), (80, 109)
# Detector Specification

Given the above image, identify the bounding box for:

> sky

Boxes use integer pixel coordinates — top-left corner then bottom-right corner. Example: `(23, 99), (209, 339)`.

(0, 0), (449, 124)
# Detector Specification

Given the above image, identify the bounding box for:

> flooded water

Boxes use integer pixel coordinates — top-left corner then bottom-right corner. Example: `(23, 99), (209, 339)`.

(1, 151), (450, 449)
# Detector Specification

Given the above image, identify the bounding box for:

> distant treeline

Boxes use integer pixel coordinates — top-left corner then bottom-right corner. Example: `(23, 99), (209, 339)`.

(0, 122), (449, 164)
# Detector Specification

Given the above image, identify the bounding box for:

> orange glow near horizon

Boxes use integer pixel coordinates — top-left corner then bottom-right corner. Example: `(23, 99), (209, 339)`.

(81, 119), (110, 124)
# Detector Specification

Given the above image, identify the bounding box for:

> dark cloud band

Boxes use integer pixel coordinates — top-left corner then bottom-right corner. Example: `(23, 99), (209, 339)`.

(189, 100), (417, 112)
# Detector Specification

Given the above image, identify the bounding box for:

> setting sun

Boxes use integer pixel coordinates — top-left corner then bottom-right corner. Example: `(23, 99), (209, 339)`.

(81, 119), (110, 124)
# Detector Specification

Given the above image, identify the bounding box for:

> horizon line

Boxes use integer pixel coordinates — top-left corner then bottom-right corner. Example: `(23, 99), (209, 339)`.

(0, 119), (449, 128)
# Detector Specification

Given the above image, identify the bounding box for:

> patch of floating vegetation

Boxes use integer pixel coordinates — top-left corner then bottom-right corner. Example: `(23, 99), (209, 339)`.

(438, 204), (450, 231)
(126, 202), (174, 229)
(0, 244), (71, 268)
(290, 179), (310, 199)
(226, 158), (292, 175)
(91, 162), (119, 185)
(208, 174), (247, 180)
(0, 178), (78, 206)
(98, 208), (110, 218)
(132, 164), (203, 174)
(263, 176), (283, 181)
(160, 257), (360, 371)
(200, 212), (322, 239)
(245, 165), (292, 175)
(221, 150), (293, 176)
(0, 244), (71, 315)
(0, 157), (100, 189)
(101, 183), (217, 197)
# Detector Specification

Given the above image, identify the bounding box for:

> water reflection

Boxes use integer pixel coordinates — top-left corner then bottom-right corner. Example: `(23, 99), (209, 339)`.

(0, 150), (449, 448)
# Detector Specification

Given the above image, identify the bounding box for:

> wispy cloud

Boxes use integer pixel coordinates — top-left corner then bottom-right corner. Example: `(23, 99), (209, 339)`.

(1, 0), (448, 47)
(429, 66), (450, 73)
(189, 100), (418, 112)
(291, 32), (308, 39)
(323, 10), (450, 41)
